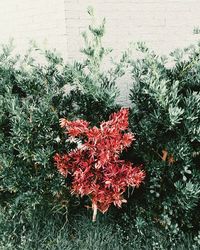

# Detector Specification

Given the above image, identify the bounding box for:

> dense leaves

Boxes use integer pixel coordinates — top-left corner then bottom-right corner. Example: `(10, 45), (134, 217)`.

(0, 44), (70, 217)
(54, 109), (145, 220)
(0, 12), (126, 243)
(0, 9), (200, 248)
(128, 42), (200, 232)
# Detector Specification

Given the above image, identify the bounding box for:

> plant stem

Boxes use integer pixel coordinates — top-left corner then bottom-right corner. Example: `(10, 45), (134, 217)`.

(92, 204), (97, 222)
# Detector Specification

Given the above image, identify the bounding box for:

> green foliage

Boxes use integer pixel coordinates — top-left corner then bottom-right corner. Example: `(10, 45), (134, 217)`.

(0, 209), (199, 250)
(0, 13), (124, 244)
(62, 8), (127, 125)
(128, 42), (200, 232)
(0, 42), (71, 225)
(1, 10), (200, 248)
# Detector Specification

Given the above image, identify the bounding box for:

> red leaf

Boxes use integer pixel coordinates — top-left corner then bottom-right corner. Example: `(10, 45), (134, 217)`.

(54, 108), (145, 218)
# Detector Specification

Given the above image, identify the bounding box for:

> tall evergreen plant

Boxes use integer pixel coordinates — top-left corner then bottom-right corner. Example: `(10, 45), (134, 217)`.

(128, 42), (200, 232)
(0, 9), (125, 244)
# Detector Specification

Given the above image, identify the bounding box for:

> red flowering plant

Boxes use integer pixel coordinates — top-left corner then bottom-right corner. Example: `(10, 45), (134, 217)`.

(54, 108), (145, 221)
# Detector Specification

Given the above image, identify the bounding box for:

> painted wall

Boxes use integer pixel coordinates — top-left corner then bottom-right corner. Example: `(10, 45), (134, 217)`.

(65, 0), (200, 60)
(0, 0), (200, 104)
(0, 0), (67, 57)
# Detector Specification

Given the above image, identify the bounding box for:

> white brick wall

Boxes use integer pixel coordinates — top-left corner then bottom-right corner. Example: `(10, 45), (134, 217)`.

(0, 0), (67, 57)
(64, 0), (200, 60)
(0, 0), (200, 104)
(64, 0), (200, 104)
(0, 0), (199, 59)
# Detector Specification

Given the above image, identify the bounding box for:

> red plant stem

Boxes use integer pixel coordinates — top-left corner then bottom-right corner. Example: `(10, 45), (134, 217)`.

(92, 204), (97, 222)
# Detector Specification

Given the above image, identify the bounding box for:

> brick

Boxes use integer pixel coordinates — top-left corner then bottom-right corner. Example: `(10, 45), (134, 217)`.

(0, 0), (200, 104)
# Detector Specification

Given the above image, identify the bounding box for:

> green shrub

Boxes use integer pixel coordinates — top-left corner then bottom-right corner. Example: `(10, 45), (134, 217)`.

(128, 42), (200, 232)
(0, 208), (199, 250)
(0, 11), (126, 246)
(1, 9), (200, 248)
(0, 42), (71, 240)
